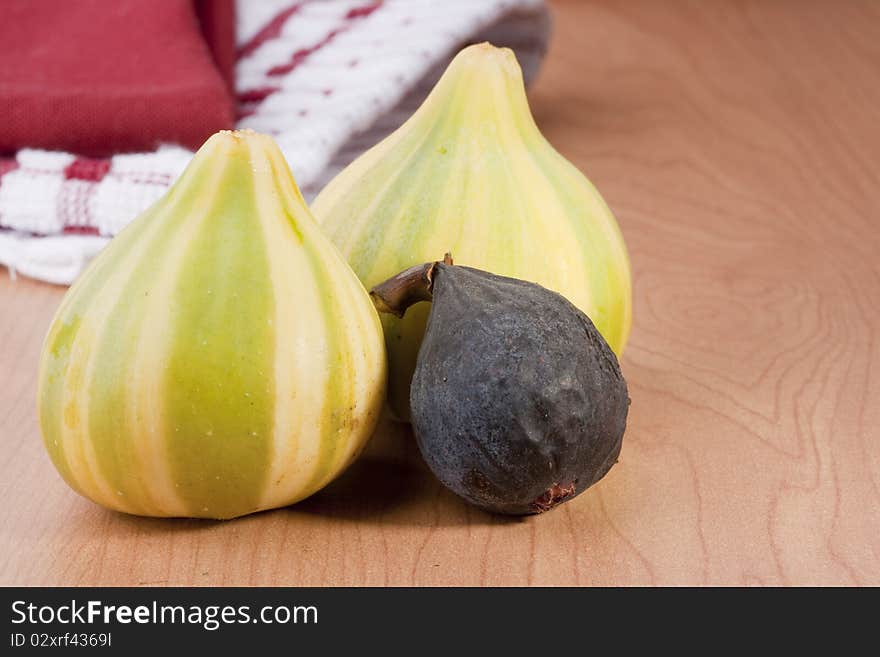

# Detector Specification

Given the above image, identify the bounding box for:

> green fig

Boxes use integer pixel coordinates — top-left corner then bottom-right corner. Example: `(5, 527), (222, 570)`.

(313, 43), (631, 420)
(37, 130), (387, 519)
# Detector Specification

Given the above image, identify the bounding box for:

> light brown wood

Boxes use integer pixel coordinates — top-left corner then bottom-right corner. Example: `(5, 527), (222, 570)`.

(2, 0), (878, 586)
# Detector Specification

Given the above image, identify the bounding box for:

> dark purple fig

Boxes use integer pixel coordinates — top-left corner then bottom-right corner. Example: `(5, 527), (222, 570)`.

(370, 256), (629, 515)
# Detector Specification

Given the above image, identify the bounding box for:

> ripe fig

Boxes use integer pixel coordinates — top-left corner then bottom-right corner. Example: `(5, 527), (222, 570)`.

(371, 257), (630, 515)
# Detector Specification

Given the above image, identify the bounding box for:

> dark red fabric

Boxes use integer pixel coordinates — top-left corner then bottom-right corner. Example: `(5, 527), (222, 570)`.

(0, 0), (235, 157)
(195, 0), (237, 93)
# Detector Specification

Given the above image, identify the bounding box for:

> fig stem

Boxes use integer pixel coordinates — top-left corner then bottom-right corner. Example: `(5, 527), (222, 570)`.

(370, 253), (453, 318)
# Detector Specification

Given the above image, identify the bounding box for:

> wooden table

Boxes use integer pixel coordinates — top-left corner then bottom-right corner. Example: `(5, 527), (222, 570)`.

(2, 0), (878, 586)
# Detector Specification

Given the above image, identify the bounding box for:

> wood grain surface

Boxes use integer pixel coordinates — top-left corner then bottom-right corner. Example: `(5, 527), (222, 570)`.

(1, 0), (878, 586)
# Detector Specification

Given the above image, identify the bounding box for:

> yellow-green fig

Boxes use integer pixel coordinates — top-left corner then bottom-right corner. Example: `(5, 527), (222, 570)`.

(313, 43), (631, 420)
(37, 130), (387, 519)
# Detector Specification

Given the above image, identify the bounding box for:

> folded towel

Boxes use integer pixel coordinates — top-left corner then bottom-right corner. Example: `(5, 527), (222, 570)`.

(0, 0), (550, 285)
(0, 0), (235, 156)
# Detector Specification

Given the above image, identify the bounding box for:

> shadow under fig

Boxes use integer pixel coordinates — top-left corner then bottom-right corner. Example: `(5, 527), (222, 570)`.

(288, 414), (437, 522)
(289, 455), (521, 528)
(290, 455), (430, 520)
(288, 420), (519, 528)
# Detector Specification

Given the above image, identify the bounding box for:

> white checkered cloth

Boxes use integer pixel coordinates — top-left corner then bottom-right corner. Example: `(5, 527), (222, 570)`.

(0, 0), (550, 285)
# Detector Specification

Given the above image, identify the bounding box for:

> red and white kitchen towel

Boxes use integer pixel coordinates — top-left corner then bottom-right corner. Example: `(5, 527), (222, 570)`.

(0, 0), (550, 285)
